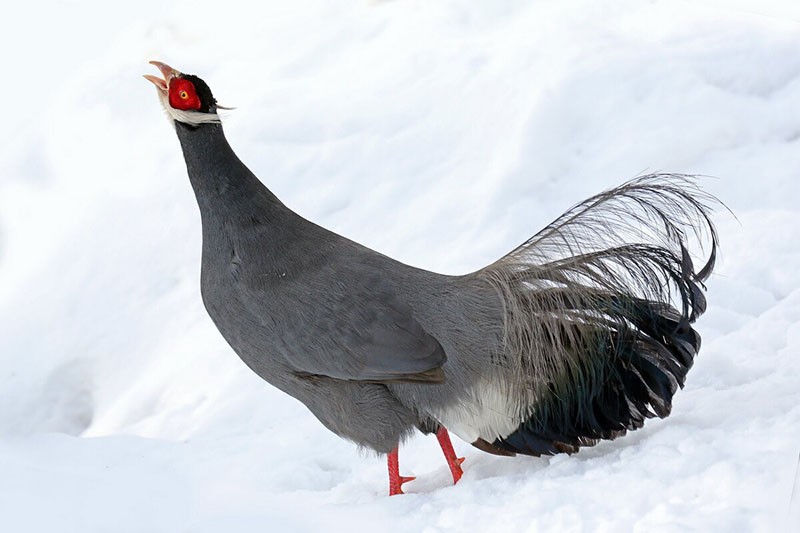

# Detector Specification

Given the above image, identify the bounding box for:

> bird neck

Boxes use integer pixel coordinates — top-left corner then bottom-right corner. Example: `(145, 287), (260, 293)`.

(175, 121), (285, 229)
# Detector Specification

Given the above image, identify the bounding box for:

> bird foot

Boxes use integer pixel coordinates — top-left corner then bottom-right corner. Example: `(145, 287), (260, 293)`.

(389, 475), (416, 496)
(387, 447), (415, 496)
(387, 429), (465, 495)
(436, 427), (465, 485)
(449, 456), (465, 484)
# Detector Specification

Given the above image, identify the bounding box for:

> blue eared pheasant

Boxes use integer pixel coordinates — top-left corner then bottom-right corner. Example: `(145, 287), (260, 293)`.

(145, 61), (718, 495)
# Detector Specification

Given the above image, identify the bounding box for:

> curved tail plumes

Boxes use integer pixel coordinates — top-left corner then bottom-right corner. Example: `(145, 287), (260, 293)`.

(477, 174), (718, 455)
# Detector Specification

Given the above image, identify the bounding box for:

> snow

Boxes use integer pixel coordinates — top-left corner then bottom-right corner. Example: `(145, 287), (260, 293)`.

(1, 0), (799, 531)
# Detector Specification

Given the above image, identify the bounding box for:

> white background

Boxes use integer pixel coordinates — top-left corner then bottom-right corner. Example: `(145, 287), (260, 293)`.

(1, 1), (799, 531)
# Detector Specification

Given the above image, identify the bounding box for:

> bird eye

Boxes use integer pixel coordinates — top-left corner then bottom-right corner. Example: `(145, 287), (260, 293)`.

(180, 90), (189, 99)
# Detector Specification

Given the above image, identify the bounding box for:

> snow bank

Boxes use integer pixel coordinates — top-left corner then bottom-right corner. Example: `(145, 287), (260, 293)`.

(1, 1), (799, 531)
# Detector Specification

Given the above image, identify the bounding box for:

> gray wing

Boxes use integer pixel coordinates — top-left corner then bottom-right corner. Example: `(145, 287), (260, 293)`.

(268, 270), (447, 384)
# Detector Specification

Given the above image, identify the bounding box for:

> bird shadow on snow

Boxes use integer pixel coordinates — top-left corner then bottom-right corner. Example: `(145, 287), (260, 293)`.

(445, 422), (681, 493)
(368, 429), (667, 500)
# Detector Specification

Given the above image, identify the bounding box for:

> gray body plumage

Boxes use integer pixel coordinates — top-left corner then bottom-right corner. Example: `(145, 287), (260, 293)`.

(176, 119), (717, 455)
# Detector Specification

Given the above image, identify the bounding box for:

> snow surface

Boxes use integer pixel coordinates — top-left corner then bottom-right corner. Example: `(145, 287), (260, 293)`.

(1, 1), (800, 531)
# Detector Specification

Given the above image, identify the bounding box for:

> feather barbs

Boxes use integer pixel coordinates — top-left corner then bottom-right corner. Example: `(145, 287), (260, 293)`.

(470, 174), (719, 449)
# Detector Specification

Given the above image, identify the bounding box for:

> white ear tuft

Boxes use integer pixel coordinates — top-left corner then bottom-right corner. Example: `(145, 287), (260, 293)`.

(156, 89), (221, 126)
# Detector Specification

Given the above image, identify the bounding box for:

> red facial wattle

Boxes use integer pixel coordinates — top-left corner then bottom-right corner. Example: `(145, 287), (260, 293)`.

(168, 78), (202, 111)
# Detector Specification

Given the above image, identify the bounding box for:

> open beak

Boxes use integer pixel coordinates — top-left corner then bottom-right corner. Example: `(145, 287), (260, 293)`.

(143, 60), (180, 92)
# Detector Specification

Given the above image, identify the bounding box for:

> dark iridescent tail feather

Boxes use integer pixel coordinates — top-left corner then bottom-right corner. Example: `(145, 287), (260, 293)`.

(474, 174), (717, 456)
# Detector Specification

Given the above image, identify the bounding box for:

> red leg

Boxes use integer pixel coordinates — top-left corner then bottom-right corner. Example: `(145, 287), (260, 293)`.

(387, 447), (416, 496)
(436, 427), (465, 484)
